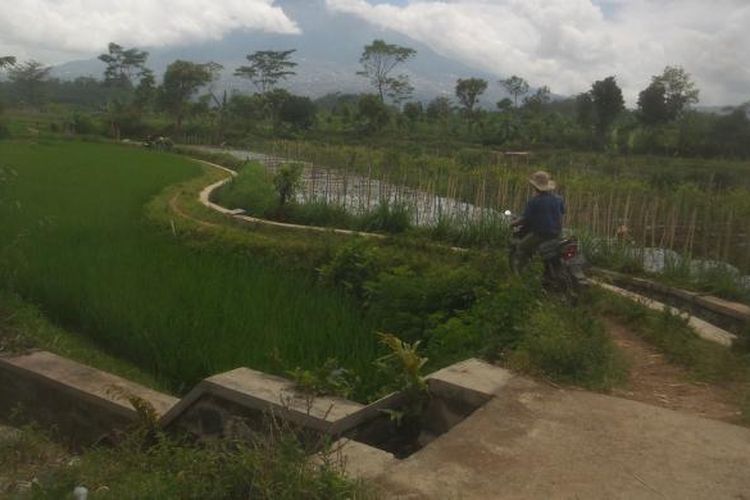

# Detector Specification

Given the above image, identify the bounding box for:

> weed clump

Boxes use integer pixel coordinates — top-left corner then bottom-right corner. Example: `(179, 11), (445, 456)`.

(511, 304), (627, 389)
(288, 358), (358, 399)
(273, 163), (303, 206)
(426, 277), (540, 366)
(318, 239), (381, 301)
(358, 201), (411, 234)
(6, 425), (365, 500)
(213, 162), (279, 217)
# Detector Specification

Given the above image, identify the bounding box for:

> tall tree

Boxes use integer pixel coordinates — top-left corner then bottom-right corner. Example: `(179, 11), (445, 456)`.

(710, 108), (750, 157)
(403, 101), (423, 124)
(133, 69), (157, 110)
(658, 66), (700, 119)
(496, 98), (513, 113)
(455, 78), (487, 127)
(589, 76), (624, 137)
(641, 66), (699, 123)
(523, 85), (551, 112)
(159, 60), (215, 130)
(98, 43), (149, 88)
(426, 96), (452, 127)
(262, 88), (293, 130)
(575, 92), (594, 127)
(357, 40), (416, 104)
(637, 81), (669, 126)
(502, 75), (530, 107)
(8, 60), (51, 108)
(234, 50), (297, 94)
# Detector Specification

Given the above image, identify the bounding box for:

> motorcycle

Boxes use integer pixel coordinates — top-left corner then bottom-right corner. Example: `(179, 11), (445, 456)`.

(505, 210), (588, 299)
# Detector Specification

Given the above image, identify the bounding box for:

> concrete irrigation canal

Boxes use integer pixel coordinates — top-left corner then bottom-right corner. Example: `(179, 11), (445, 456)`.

(3, 351), (749, 499)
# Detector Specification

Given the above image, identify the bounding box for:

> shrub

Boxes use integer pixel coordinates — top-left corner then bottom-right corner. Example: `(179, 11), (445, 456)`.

(358, 201), (412, 234)
(71, 113), (98, 135)
(691, 264), (750, 303)
(427, 277), (541, 366)
(213, 162), (279, 217)
(318, 239), (382, 301)
(367, 265), (483, 343)
(284, 201), (355, 229)
(279, 95), (317, 130)
(25, 427), (365, 499)
(511, 304), (626, 389)
(274, 163), (303, 206)
(288, 358), (357, 398)
(427, 213), (509, 248)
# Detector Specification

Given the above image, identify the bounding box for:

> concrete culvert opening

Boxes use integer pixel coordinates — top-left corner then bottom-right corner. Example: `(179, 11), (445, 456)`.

(345, 380), (490, 459)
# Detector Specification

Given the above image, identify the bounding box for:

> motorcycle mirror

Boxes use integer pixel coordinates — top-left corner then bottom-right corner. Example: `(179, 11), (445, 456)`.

(503, 210), (512, 216)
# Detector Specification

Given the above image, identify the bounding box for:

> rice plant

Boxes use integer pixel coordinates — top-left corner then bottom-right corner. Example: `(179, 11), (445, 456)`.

(0, 141), (379, 395)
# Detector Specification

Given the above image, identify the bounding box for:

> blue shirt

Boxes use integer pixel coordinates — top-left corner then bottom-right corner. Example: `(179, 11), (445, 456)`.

(522, 192), (565, 238)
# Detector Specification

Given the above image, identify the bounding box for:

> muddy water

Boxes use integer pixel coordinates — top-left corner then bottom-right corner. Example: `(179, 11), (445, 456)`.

(194, 146), (750, 286)
(197, 147), (501, 227)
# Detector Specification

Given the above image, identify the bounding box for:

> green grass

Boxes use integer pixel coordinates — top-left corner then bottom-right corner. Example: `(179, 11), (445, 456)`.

(0, 290), (165, 391)
(212, 162), (280, 218)
(0, 140), (378, 396)
(580, 233), (750, 304)
(214, 165), (413, 235)
(511, 303), (627, 390)
(1, 423), (368, 499)
(200, 153), (629, 392)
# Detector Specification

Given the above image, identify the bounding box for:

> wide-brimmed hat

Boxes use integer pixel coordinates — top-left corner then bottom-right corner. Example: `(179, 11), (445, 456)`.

(529, 170), (556, 191)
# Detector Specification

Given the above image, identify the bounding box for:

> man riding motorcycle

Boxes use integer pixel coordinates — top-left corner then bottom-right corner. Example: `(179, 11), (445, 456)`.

(511, 170), (566, 270)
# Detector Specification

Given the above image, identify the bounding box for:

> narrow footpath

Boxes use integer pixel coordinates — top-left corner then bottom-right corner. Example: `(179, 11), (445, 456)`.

(604, 317), (743, 424)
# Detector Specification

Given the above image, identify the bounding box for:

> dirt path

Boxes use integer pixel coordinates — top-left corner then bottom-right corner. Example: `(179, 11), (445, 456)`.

(604, 317), (743, 423)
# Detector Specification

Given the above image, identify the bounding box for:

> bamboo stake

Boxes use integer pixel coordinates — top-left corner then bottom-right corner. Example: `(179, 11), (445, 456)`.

(723, 210), (734, 262)
(685, 208), (697, 257)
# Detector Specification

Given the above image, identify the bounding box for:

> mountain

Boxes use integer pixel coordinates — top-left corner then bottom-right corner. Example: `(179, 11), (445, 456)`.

(52, 0), (510, 105)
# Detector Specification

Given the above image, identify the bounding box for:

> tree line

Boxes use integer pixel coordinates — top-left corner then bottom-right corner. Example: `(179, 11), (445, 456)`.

(1, 40), (749, 158)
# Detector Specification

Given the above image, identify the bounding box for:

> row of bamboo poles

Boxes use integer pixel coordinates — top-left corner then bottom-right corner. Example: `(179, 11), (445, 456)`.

(255, 141), (750, 273)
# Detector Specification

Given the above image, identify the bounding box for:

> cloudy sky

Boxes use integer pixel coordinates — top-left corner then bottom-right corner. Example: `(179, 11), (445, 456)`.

(1, 0), (748, 105)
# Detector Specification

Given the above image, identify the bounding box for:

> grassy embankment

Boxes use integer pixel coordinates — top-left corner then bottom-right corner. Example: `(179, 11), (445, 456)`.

(0, 420), (367, 499)
(0, 140), (379, 396)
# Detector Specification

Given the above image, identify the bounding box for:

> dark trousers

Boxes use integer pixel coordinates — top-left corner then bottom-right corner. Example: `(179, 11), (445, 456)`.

(517, 232), (557, 270)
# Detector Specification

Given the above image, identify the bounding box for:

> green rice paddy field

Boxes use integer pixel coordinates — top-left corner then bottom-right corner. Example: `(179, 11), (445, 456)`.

(0, 140), (378, 394)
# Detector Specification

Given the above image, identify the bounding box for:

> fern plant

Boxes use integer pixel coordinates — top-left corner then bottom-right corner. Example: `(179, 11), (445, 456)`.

(375, 333), (430, 430)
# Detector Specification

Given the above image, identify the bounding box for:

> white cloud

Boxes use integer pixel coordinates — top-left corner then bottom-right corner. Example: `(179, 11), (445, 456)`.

(326, 0), (750, 105)
(0, 0), (300, 62)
